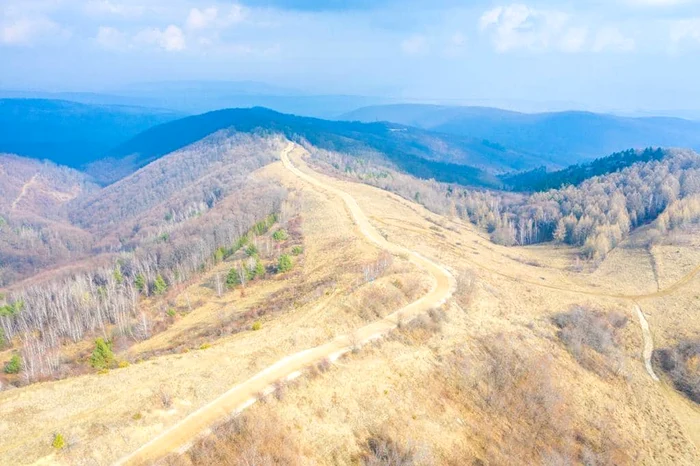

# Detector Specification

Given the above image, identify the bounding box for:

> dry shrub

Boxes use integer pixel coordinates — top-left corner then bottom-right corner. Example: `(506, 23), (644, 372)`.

(393, 307), (446, 345)
(552, 306), (627, 377)
(359, 429), (432, 466)
(455, 271), (475, 310)
(443, 335), (634, 465)
(165, 411), (300, 466)
(653, 339), (700, 403)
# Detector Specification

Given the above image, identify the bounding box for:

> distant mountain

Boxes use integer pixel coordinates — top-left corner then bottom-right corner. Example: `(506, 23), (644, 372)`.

(0, 99), (182, 167)
(340, 104), (700, 166)
(2, 81), (392, 118)
(97, 107), (565, 187)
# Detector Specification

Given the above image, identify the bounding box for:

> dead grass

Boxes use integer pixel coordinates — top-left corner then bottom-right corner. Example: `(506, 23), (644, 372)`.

(552, 306), (628, 377)
(162, 409), (301, 466)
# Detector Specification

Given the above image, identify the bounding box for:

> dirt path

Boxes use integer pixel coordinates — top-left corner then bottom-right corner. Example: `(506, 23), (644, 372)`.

(11, 173), (38, 210)
(635, 304), (660, 382)
(116, 143), (455, 465)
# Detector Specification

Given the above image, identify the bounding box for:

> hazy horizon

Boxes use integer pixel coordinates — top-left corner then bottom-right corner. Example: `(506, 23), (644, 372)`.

(2, 0), (700, 115)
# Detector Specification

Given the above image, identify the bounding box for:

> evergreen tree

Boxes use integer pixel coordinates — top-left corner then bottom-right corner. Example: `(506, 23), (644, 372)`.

(153, 274), (168, 295)
(134, 274), (146, 293)
(3, 354), (21, 374)
(278, 254), (293, 273)
(90, 338), (114, 369)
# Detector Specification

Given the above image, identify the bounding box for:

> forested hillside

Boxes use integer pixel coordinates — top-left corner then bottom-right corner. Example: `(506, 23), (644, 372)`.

(94, 107), (553, 187)
(310, 146), (700, 261)
(0, 99), (181, 168)
(502, 147), (667, 192)
(341, 104), (700, 166)
(0, 133), (286, 288)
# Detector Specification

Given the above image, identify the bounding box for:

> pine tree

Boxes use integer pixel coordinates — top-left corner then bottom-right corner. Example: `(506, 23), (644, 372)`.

(153, 274), (168, 295)
(90, 338), (114, 369)
(226, 267), (240, 288)
(113, 266), (124, 285)
(134, 274), (146, 293)
(278, 254), (293, 273)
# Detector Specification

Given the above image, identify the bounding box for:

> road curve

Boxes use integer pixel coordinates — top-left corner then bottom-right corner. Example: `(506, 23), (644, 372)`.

(115, 142), (455, 465)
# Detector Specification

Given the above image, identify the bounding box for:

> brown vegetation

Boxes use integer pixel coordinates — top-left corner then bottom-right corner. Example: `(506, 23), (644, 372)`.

(553, 306), (628, 377)
(653, 339), (700, 404)
(163, 410), (301, 466)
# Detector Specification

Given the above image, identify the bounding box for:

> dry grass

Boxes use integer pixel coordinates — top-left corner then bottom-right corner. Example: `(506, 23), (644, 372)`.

(552, 305), (628, 377)
(162, 409), (301, 466)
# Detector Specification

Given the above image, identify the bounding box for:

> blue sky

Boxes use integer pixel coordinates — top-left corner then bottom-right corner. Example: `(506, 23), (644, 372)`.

(2, 0), (700, 112)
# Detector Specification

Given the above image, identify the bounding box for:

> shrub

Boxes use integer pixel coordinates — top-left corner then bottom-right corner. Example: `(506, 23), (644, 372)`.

(90, 338), (115, 370)
(153, 274), (168, 295)
(291, 246), (304, 256)
(272, 229), (289, 241)
(361, 431), (423, 466)
(134, 274), (146, 293)
(277, 254), (293, 273)
(653, 340), (700, 403)
(252, 321), (262, 331)
(199, 343), (211, 350)
(118, 360), (130, 369)
(167, 308), (177, 318)
(52, 433), (66, 450)
(3, 354), (21, 374)
(552, 306), (627, 376)
(245, 244), (259, 257)
(226, 267), (241, 287)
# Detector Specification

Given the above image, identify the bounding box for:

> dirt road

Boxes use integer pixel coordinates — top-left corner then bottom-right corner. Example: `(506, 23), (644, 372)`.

(116, 143), (455, 465)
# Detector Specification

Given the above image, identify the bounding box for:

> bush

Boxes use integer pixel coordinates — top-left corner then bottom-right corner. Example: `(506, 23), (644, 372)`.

(3, 354), (21, 374)
(245, 244), (259, 257)
(552, 306), (627, 376)
(252, 321), (262, 331)
(153, 274), (168, 295)
(272, 229), (289, 241)
(52, 433), (66, 450)
(90, 338), (115, 370)
(277, 254), (293, 273)
(291, 246), (304, 256)
(653, 340), (700, 403)
(361, 431), (423, 466)
(226, 267), (241, 287)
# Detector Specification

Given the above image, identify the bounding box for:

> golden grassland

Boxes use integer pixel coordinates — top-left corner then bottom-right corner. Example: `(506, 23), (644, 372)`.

(1, 144), (699, 465)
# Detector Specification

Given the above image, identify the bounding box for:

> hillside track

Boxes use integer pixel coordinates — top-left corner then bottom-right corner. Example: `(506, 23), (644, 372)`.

(116, 142), (455, 465)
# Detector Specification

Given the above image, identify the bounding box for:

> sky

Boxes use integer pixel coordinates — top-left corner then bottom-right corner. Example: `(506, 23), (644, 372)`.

(2, 0), (700, 112)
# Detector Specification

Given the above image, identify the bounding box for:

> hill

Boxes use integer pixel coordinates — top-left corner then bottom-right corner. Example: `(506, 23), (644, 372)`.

(0, 99), (182, 168)
(95, 107), (557, 187)
(340, 104), (700, 165)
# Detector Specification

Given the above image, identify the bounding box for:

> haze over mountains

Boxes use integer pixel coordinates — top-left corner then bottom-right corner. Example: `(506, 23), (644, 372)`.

(4, 95), (700, 189)
(341, 104), (700, 163)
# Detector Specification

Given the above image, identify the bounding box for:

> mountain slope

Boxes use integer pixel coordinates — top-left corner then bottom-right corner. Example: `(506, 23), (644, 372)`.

(97, 107), (554, 188)
(0, 99), (182, 168)
(341, 104), (700, 165)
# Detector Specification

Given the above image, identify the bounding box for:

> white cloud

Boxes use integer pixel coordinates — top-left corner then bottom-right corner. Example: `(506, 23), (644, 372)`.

(0, 17), (67, 46)
(670, 18), (700, 47)
(95, 25), (128, 50)
(85, 1), (145, 18)
(401, 34), (429, 56)
(134, 25), (186, 51)
(186, 7), (218, 30)
(624, 0), (695, 6)
(593, 27), (635, 52)
(185, 4), (246, 31)
(560, 27), (588, 53)
(479, 4), (574, 52)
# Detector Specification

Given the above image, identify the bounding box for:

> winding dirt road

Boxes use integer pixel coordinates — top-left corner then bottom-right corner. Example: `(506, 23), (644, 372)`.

(116, 143), (455, 465)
